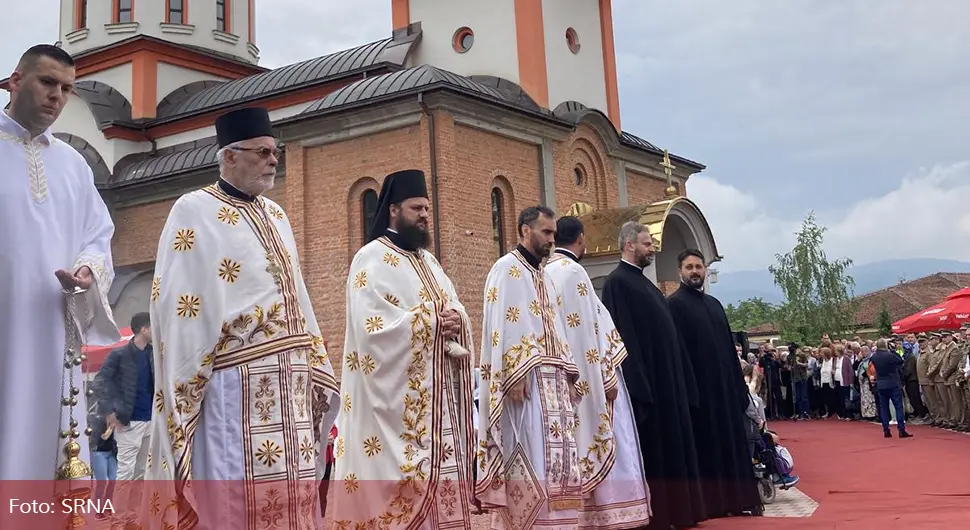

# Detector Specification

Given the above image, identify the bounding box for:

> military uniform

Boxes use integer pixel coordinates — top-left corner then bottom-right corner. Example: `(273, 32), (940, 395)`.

(927, 334), (951, 427)
(916, 339), (942, 423)
(939, 335), (965, 429)
(958, 326), (970, 431)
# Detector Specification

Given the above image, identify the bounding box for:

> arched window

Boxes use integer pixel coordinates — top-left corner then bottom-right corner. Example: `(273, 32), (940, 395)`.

(361, 190), (379, 241)
(491, 188), (506, 257)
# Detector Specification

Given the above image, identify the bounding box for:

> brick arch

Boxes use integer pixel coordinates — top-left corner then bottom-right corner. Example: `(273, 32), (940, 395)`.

(569, 137), (609, 209)
(347, 176), (380, 254)
(490, 174), (516, 255)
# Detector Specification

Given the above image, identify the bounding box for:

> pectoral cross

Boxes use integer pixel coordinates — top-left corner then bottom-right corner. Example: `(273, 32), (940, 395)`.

(266, 253), (284, 291)
(660, 149), (678, 198)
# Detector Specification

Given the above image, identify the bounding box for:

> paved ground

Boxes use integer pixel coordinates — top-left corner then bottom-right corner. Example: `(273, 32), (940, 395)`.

(83, 419), (970, 529)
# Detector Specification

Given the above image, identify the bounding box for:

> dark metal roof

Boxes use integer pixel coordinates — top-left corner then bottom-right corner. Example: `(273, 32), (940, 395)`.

(115, 143), (220, 184)
(156, 80), (226, 117)
(619, 131), (660, 152)
(157, 37), (408, 119)
(55, 133), (113, 184)
(468, 75), (542, 112)
(301, 64), (505, 115)
(74, 80), (132, 127)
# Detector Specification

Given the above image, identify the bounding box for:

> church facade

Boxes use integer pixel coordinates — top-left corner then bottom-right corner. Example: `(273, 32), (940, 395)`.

(4, 0), (720, 376)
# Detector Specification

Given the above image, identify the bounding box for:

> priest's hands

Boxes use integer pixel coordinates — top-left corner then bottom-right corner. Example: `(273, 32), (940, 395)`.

(55, 266), (93, 290)
(507, 378), (530, 401)
(605, 385), (618, 402)
(440, 308), (462, 340)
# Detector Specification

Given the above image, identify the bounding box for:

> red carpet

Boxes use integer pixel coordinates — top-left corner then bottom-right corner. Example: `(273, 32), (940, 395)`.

(701, 419), (970, 529)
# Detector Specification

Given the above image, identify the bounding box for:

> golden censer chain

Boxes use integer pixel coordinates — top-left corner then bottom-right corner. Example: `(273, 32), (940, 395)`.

(55, 286), (95, 529)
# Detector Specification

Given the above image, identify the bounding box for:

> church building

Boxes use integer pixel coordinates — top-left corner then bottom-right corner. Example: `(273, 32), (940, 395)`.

(4, 0), (720, 376)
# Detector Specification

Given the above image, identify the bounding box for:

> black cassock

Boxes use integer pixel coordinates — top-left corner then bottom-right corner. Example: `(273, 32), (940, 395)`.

(601, 262), (707, 529)
(667, 283), (762, 517)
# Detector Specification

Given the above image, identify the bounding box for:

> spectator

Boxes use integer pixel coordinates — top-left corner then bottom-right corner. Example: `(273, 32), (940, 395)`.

(869, 338), (914, 439)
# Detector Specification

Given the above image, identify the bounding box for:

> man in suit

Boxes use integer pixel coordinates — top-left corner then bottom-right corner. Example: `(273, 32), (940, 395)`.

(870, 338), (913, 439)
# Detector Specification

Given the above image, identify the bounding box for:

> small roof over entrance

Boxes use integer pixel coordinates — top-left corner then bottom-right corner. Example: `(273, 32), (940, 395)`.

(572, 197), (721, 263)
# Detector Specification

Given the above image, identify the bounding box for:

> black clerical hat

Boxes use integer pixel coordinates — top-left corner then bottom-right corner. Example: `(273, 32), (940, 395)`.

(368, 169), (429, 242)
(215, 107), (275, 147)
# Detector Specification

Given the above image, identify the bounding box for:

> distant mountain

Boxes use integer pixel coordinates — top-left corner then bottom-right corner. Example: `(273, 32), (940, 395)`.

(710, 258), (970, 307)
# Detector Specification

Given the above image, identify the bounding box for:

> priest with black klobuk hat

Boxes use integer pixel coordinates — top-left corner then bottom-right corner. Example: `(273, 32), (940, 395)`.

(142, 106), (340, 530)
(332, 168), (477, 529)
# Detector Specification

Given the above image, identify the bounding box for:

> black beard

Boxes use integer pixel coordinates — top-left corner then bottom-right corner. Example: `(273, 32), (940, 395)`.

(398, 222), (430, 250)
(684, 274), (704, 288)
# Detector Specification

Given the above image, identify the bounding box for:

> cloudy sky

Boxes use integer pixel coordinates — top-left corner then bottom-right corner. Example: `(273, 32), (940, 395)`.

(2, 0), (968, 272)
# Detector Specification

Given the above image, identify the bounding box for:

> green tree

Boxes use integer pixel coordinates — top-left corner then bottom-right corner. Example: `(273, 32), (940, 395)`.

(768, 213), (857, 345)
(876, 301), (893, 336)
(724, 297), (778, 332)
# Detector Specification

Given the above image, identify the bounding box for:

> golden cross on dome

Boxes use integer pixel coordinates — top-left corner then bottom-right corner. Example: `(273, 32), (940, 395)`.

(660, 149), (679, 198)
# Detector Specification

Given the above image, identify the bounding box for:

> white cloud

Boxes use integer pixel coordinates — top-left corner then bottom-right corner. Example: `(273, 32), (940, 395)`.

(690, 161), (970, 272)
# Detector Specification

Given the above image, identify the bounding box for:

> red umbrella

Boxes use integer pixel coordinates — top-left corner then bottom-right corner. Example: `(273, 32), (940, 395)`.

(891, 288), (970, 334)
(82, 327), (133, 373)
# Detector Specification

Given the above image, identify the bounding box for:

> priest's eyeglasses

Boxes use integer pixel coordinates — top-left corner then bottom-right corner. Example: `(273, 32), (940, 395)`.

(232, 146), (283, 159)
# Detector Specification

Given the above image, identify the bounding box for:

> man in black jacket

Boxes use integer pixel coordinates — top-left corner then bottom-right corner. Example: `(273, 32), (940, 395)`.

(93, 312), (153, 486)
(870, 338), (913, 439)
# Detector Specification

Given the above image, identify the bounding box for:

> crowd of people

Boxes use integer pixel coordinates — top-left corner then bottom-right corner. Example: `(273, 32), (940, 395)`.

(741, 327), (970, 436)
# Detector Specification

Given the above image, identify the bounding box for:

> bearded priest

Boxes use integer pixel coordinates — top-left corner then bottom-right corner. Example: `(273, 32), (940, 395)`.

(143, 107), (339, 530)
(600, 222), (707, 530)
(476, 206), (584, 530)
(332, 169), (476, 529)
(667, 249), (762, 518)
(545, 216), (652, 529)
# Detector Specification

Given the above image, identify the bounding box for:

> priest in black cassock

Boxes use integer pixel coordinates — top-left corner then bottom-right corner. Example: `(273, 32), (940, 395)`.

(600, 221), (708, 530)
(667, 249), (763, 519)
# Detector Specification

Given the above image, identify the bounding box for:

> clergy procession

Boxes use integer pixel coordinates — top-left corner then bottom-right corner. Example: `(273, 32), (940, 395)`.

(2, 44), (766, 530)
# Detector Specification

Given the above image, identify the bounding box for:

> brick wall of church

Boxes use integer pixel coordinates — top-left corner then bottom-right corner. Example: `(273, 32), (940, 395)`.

(292, 112), (546, 378)
(625, 169), (669, 206)
(551, 124), (622, 213)
(104, 109), (664, 382)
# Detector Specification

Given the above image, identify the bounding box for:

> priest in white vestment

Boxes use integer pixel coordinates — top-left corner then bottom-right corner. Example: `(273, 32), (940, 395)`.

(545, 217), (651, 530)
(0, 45), (119, 481)
(332, 169), (476, 530)
(476, 206), (583, 530)
(143, 107), (339, 530)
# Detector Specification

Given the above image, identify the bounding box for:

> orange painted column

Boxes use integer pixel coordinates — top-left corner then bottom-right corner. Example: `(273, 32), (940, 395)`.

(514, 0), (549, 109)
(599, 0), (621, 131)
(130, 51), (158, 119)
(391, 0), (410, 30)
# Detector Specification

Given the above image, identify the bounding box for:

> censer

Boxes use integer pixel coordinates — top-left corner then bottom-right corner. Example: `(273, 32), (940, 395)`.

(54, 286), (95, 530)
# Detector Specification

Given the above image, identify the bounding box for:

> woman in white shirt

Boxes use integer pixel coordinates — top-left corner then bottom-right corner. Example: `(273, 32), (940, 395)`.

(819, 346), (837, 418)
(833, 344), (847, 419)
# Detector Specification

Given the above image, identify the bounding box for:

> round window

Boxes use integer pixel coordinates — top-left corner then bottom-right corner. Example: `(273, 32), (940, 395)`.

(573, 167), (584, 186)
(566, 27), (580, 54)
(453, 27), (475, 53)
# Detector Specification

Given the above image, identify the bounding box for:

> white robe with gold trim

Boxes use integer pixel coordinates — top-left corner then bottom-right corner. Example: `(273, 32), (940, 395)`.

(476, 250), (583, 530)
(546, 253), (651, 530)
(0, 112), (119, 480)
(332, 236), (475, 530)
(143, 184), (339, 530)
